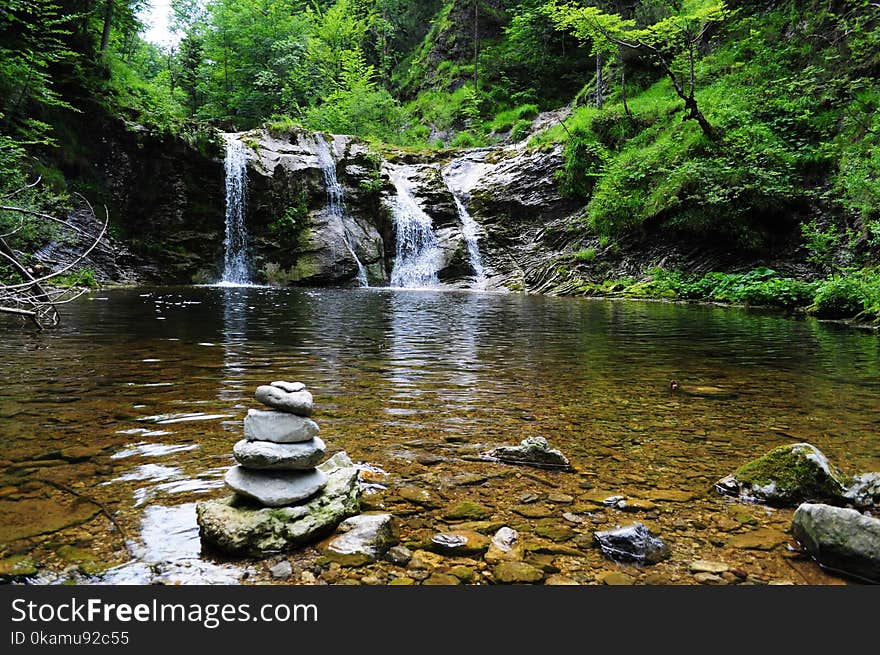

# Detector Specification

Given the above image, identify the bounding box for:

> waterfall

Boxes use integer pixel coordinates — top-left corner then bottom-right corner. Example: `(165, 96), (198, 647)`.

(449, 190), (487, 287)
(315, 137), (368, 287)
(388, 167), (442, 288)
(219, 135), (251, 286)
(442, 158), (489, 289)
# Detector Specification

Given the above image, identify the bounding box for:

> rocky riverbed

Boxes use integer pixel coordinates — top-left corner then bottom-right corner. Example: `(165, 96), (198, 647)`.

(1, 287), (878, 585)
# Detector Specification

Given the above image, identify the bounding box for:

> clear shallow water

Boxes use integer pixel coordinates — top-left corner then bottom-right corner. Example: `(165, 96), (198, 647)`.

(0, 286), (878, 584)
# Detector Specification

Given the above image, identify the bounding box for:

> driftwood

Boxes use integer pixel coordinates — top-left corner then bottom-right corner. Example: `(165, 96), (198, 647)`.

(0, 187), (107, 330)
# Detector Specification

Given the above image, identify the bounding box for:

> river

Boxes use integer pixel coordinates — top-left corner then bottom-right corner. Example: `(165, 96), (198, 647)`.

(1, 286), (878, 584)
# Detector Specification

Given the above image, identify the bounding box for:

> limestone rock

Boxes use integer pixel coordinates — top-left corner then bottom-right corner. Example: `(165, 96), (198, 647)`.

(486, 436), (570, 469)
(791, 502), (880, 582)
(225, 466), (327, 507)
(714, 443), (848, 506)
(324, 513), (398, 567)
(233, 437), (325, 470)
(197, 453), (360, 556)
(255, 385), (314, 416)
(485, 527), (524, 564)
(429, 530), (490, 556)
(244, 409), (320, 443)
(594, 522), (670, 564)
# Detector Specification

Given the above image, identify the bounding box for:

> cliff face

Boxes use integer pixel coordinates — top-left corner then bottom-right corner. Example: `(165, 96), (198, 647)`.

(44, 112), (227, 284)
(62, 115), (806, 293)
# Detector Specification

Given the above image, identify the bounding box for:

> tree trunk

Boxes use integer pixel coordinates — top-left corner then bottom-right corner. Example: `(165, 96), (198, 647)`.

(100, 0), (114, 54)
(620, 50), (631, 118)
(473, 1), (479, 91)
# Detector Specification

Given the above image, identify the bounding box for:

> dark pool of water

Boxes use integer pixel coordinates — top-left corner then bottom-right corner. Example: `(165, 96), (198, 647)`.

(1, 287), (878, 584)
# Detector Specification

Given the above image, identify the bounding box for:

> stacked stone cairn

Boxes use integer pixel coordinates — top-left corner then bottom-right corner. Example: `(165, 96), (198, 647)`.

(225, 381), (328, 506)
(197, 381), (361, 556)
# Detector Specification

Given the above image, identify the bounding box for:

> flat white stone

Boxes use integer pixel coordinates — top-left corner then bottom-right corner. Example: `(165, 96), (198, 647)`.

(233, 437), (326, 470)
(255, 385), (314, 416)
(243, 409), (319, 443)
(225, 466), (328, 507)
(271, 381), (305, 393)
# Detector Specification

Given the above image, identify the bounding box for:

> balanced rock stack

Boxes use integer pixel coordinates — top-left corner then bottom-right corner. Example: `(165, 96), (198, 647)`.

(197, 381), (362, 556)
(225, 381), (329, 507)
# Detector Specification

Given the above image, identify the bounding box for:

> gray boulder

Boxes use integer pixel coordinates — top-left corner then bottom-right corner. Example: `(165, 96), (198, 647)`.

(243, 409), (320, 443)
(255, 385), (314, 416)
(225, 466), (327, 507)
(323, 513), (398, 566)
(197, 452), (360, 556)
(594, 522), (670, 565)
(714, 443), (849, 506)
(232, 437), (326, 470)
(843, 473), (880, 509)
(792, 503), (880, 583)
(486, 436), (570, 469)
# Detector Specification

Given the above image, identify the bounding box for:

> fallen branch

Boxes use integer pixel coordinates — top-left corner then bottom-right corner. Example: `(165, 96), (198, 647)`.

(36, 477), (132, 557)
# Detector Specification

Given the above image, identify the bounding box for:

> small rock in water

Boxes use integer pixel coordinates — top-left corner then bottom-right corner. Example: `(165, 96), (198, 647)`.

(688, 560), (729, 574)
(271, 381), (305, 393)
(397, 486), (441, 508)
(430, 530), (489, 556)
(324, 513), (398, 567)
(422, 573), (461, 586)
(486, 436), (570, 469)
(225, 466), (328, 507)
(269, 560), (292, 580)
(594, 522), (670, 564)
(233, 437), (325, 470)
(244, 409), (320, 443)
(599, 571), (634, 586)
(791, 502), (880, 583)
(485, 527), (524, 563)
(255, 385), (314, 416)
(385, 545), (412, 566)
(443, 501), (492, 521)
(726, 528), (788, 551)
(493, 561), (545, 584)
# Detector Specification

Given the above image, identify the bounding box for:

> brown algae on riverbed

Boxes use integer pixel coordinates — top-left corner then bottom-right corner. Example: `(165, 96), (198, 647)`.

(1, 286), (878, 585)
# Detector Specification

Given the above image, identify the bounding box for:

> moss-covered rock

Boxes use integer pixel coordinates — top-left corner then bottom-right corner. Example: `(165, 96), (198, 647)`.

(715, 443), (849, 507)
(196, 452), (360, 556)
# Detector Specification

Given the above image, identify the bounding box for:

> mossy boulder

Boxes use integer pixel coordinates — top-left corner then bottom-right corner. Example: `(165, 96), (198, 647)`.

(715, 443), (849, 507)
(196, 452), (360, 556)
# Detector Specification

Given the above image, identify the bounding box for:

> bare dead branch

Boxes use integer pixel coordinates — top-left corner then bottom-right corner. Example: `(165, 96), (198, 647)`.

(1, 205), (108, 291)
(1, 175), (41, 200)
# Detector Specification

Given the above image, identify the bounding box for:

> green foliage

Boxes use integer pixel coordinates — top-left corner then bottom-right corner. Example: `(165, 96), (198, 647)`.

(800, 217), (841, 271)
(52, 268), (99, 289)
(624, 267), (818, 308)
(269, 195), (309, 241)
(808, 270), (880, 320)
(573, 247), (596, 263)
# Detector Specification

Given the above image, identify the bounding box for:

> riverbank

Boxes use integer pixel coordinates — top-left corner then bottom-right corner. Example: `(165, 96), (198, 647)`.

(560, 266), (880, 328)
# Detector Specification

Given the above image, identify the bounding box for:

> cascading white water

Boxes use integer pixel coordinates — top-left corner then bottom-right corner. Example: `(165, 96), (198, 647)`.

(220, 135), (251, 285)
(388, 167), (442, 288)
(449, 191), (487, 287)
(442, 158), (489, 289)
(315, 137), (368, 287)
